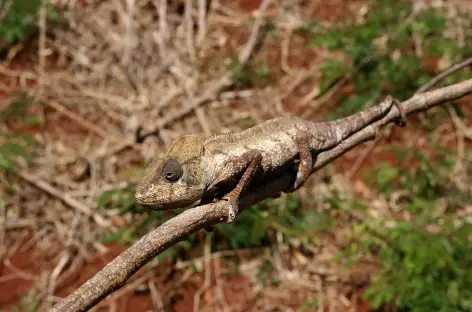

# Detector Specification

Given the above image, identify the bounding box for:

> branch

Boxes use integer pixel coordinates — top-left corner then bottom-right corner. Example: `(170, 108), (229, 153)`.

(51, 78), (472, 312)
(416, 57), (472, 94)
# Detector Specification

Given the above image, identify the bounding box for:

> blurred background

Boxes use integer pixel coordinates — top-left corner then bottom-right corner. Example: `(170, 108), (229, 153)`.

(0, 0), (471, 311)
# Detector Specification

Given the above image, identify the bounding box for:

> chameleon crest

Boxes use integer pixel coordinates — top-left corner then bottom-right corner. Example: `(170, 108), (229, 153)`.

(135, 133), (206, 210)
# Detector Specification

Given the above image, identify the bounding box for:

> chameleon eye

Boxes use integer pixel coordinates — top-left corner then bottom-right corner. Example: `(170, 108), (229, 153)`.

(162, 159), (183, 182)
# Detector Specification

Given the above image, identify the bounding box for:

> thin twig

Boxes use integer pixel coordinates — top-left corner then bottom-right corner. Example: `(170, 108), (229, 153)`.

(416, 56), (472, 189)
(238, 0), (270, 64)
(46, 214), (80, 310)
(193, 233), (212, 312)
(446, 105), (466, 187)
(300, 77), (349, 119)
(17, 171), (111, 228)
(156, 0), (168, 62)
(121, 0), (135, 66)
(214, 257), (229, 312)
(169, 63), (212, 135)
(346, 131), (384, 179)
(416, 57), (472, 93)
(148, 280), (164, 310)
(185, 0), (196, 63)
(35, 1), (46, 105)
(196, 0), (208, 47)
(47, 100), (128, 143)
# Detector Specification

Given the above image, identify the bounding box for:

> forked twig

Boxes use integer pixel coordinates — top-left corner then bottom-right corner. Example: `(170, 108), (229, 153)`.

(416, 57), (472, 94)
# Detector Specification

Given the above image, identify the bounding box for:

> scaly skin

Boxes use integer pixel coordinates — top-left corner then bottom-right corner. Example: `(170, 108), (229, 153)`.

(135, 96), (404, 222)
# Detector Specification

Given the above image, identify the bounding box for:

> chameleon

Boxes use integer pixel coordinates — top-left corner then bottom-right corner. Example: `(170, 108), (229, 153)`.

(135, 96), (405, 223)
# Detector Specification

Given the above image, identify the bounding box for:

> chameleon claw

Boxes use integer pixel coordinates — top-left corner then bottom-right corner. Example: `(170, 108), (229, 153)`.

(227, 208), (236, 223)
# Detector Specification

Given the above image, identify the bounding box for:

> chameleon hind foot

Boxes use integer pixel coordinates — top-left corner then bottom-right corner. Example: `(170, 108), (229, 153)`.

(285, 129), (313, 193)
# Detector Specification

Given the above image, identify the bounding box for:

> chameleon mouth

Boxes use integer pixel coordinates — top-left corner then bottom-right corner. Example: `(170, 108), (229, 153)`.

(142, 203), (163, 211)
(135, 198), (163, 210)
(134, 192), (163, 210)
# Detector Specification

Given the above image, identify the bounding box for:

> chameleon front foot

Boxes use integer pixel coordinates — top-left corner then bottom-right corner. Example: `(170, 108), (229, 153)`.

(214, 149), (263, 224)
(222, 195), (239, 223)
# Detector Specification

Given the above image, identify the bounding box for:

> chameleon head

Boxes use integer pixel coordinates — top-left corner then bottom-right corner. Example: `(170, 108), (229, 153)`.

(135, 133), (206, 210)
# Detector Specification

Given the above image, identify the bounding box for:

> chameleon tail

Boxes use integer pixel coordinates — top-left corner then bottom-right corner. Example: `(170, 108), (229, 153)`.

(312, 97), (393, 150)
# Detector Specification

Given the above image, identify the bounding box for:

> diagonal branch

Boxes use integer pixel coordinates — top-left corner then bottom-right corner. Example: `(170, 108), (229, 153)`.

(51, 78), (472, 312)
(415, 57), (472, 94)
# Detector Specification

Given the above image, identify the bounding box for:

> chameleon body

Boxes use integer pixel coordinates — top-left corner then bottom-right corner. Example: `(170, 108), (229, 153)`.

(135, 97), (403, 222)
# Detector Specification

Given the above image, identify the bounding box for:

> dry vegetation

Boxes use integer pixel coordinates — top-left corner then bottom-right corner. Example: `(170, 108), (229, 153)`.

(1, 0), (471, 311)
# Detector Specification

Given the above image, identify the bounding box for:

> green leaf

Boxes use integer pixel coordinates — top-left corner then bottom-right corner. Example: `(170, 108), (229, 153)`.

(376, 165), (400, 190)
(0, 133), (35, 171)
(319, 59), (350, 93)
